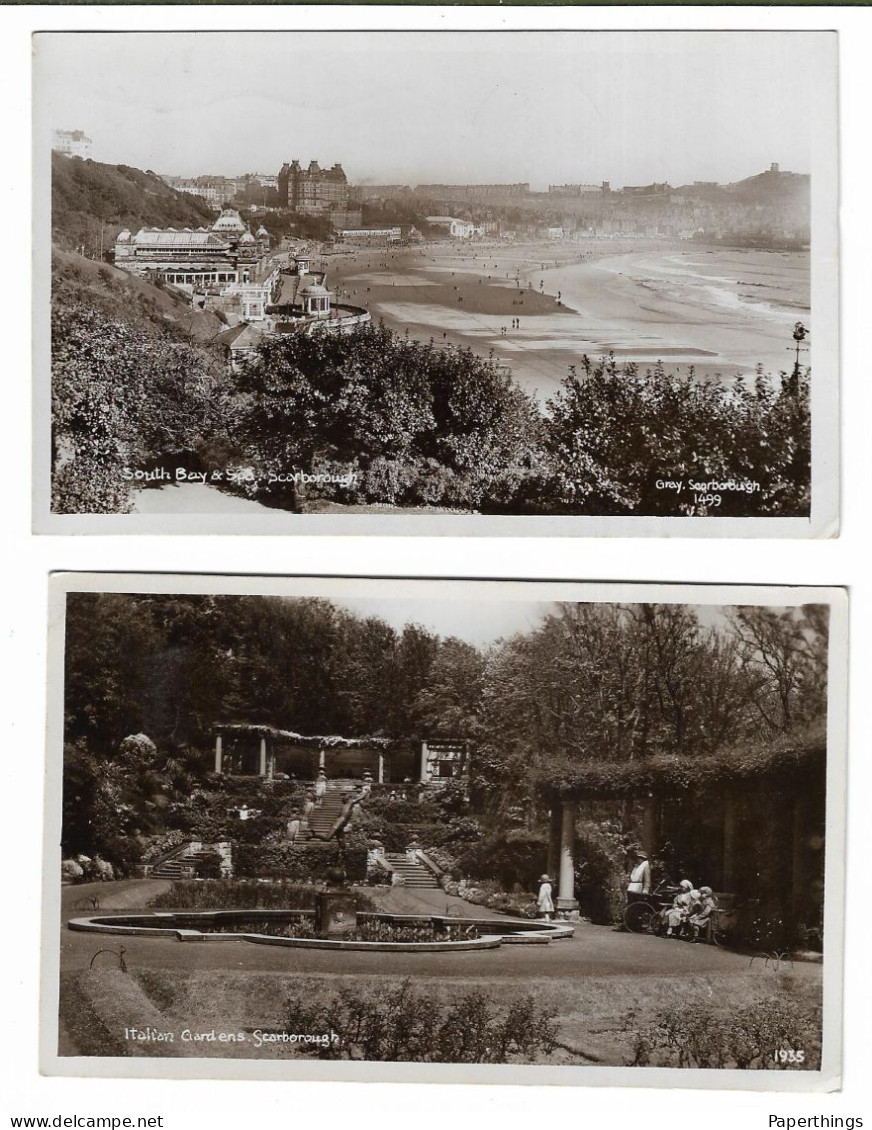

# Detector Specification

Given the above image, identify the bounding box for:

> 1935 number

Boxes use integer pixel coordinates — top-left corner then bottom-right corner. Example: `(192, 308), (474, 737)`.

(773, 1048), (806, 1064)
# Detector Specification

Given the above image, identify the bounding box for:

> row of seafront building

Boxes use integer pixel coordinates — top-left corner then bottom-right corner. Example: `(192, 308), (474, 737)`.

(112, 208), (371, 368)
(53, 130), (809, 244)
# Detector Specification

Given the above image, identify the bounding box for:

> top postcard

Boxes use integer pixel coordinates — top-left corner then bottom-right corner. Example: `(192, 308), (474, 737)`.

(32, 30), (839, 536)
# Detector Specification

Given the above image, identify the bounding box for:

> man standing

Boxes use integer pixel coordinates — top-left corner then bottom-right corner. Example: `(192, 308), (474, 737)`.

(626, 849), (652, 904)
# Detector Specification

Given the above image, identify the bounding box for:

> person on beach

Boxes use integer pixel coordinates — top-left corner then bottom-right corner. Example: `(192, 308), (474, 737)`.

(537, 874), (555, 920)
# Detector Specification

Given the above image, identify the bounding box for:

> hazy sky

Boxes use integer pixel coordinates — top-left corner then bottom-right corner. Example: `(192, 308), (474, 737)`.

(35, 31), (823, 188)
(330, 598), (729, 647)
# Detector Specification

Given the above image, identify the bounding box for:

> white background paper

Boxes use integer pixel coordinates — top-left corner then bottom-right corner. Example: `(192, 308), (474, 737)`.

(2, 3), (870, 1128)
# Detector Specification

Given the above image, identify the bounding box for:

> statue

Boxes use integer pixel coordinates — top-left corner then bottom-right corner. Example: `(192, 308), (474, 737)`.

(315, 866), (357, 938)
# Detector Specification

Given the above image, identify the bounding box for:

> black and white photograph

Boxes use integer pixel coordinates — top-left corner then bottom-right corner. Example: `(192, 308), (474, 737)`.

(41, 575), (847, 1087)
(33, 30), (838, 535)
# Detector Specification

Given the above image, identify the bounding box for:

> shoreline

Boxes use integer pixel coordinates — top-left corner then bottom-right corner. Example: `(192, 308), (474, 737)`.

(323, 239), (809, 401)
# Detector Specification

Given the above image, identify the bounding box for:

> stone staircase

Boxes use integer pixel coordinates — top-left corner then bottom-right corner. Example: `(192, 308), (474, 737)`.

(384, 851), (440, 889)
(304, 784), (348, 840)
(150, 845), (218, 879)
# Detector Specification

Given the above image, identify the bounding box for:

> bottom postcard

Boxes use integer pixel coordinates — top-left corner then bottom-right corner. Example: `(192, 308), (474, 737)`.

(41, 574), (847, 1088)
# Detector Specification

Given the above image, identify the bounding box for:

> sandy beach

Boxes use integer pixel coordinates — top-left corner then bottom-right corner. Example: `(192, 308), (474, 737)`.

(326, 240), (810, 402)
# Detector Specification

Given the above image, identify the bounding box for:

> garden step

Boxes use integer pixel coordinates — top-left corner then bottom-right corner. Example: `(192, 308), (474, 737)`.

(384, 853), (440, 888)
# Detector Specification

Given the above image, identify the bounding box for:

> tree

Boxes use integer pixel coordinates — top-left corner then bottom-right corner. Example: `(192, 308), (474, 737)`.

(728, 605), (829, 732)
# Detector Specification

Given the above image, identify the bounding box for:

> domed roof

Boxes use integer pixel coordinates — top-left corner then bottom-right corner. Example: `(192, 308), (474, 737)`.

(301, 282), (328, 296)
(256, 225), (269, 237)
(240, 231), (255, 243)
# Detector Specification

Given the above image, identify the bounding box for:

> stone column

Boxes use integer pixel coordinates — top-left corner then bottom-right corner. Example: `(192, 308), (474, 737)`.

(419, 742), (429, 784)
(259, 738), (267, 777)
(556, 799), (579, 914)
(318, 748), (326, 770)
(546, 805), (561, 880)
(214, 734), (223, 775)
(377, 753), (385, 785)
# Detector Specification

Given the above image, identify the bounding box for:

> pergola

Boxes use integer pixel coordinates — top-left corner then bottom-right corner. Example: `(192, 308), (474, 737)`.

(213, 725), (470, 785)
(213, 724), (397, 781)
(540, 727), (826, 920)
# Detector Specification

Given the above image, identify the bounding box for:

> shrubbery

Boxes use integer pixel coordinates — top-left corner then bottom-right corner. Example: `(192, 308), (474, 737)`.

(233, 836), (368, 884)
(147, 880), (375, 911)
(231, 323), (542, 513)
(227, 331), (810, 517)
(285, 978), (558, 1063)
(630, 990), (821, 1069)
(537, 358), (810, 516)
(51, 304), (224, 513)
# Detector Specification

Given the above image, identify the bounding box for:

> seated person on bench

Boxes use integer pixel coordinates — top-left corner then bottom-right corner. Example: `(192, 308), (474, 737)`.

(662, 879), (697, 936)
(688, 886), (718, 940)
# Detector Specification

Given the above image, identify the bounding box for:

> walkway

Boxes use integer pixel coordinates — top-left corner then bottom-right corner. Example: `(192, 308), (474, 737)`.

(133, 482), (272, 514)
(59, 881), (819, 983)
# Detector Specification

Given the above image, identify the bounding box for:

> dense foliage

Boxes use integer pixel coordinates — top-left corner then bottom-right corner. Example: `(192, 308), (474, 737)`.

(225, 331), (809, 516)
(630, 990), (821, 1069)
(475, 602), (828, 815)
(63, 593), (475, 754)
(231, 323), (542, 511)
(539, 357), (810, 516)
(51, 305), (224, 513)
(285, 979), (558, 1063)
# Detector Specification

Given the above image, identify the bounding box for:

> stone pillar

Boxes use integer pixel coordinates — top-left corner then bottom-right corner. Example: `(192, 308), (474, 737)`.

(420, 742), (429, 784)
(556, 799), (579, 914)
(214, 734), (223, 775)
(318, 748), (326, 770)
(377, 753), (385, 785)
(546, 805), (561, 880)
(259, 738), (267, 777)
(268, 749), (275, 781)
(722, 788), (738, 891)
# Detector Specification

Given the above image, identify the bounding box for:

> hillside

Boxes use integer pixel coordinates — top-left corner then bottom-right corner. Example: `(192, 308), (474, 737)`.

(52, 248), (227, 345)
(52, 152), (217, 255)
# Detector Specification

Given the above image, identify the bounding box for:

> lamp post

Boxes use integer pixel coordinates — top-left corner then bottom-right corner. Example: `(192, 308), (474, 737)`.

(792, 321), (808, 380)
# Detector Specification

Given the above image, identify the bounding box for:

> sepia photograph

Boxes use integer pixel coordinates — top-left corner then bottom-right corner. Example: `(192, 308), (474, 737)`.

(33, 30), (838, 535)
(41, 575), (847, 1087)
